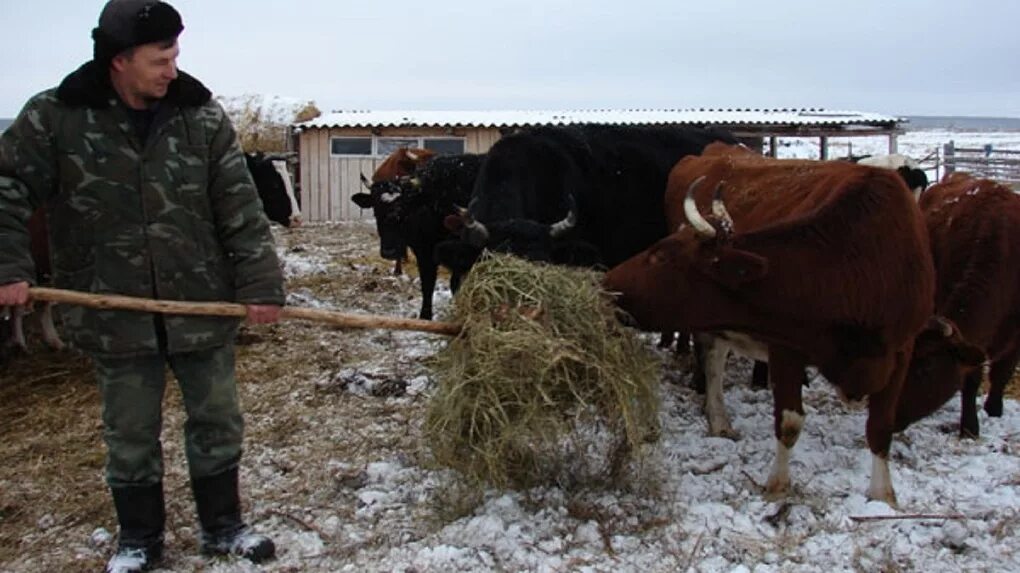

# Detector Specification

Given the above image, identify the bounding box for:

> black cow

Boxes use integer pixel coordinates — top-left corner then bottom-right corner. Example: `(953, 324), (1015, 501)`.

(245, 152), (302, 228)
(451, 124), (739, 269)
(352, 153), (484, 319)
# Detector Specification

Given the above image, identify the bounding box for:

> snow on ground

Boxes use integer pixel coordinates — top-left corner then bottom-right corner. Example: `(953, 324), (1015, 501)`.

(182, 197), (1020, 571)
(8, 130), (1020, 572)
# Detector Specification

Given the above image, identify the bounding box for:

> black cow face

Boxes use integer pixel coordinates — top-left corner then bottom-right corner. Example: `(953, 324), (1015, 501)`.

(351, 180), (415, 260)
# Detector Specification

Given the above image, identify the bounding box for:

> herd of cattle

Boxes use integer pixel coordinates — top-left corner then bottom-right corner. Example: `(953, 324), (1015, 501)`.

(355, 125), (1018, 506)
(4, 125), (1018, 508)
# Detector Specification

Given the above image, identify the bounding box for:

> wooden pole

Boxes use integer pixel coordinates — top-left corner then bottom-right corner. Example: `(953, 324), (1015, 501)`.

(28, 287), (462, 337)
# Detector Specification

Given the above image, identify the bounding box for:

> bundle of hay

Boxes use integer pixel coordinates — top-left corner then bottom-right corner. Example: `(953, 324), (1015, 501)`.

(425, 253), (661, 489)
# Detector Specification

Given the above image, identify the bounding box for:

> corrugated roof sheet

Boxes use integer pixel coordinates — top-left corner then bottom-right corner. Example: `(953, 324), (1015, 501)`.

(294, 108), (902, 130)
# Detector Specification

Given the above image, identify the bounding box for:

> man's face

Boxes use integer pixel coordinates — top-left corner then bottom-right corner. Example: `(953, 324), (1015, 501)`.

(112, 39), (179, 105)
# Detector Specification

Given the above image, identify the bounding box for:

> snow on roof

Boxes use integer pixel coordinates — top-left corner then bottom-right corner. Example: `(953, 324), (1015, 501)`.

(295, 108), (903, 130)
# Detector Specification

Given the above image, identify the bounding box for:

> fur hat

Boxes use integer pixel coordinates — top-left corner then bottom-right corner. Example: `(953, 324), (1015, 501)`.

(92, 0), (183, 66)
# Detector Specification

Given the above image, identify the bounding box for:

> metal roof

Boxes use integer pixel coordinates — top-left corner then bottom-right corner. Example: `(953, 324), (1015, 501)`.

(295, 108), (903, 131)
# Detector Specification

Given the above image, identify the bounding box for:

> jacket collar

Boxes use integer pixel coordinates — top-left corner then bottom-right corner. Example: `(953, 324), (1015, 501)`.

(55, 60), (212, 109)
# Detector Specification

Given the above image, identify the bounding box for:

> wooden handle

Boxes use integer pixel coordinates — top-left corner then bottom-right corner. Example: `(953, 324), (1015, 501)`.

(28, 287), (462, 336)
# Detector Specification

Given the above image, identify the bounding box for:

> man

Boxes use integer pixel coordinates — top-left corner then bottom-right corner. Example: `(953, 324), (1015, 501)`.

(0, 2), (284, 571)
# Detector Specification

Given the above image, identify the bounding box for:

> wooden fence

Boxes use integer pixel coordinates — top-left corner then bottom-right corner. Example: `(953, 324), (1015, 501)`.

(936, 142), (1020, 188)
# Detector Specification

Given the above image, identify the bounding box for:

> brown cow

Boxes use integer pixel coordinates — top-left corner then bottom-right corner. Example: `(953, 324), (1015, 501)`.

(604, 143), (935, 505)
(895, 172), (1019, 437)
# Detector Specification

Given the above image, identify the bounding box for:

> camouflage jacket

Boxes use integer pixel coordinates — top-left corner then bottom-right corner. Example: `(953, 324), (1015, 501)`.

(0, 61), (285, 357)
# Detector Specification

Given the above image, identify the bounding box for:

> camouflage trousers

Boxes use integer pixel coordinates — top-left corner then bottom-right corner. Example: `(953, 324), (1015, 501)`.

(92, 343), (244, 487)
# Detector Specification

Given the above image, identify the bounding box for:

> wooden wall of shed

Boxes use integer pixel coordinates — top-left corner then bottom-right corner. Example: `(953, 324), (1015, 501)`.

(297, 126), (502, 222)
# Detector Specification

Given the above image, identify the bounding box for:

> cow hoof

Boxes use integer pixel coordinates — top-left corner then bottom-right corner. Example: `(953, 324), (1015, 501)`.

(984, 400), (1004, 418)
(866, 488), (898, 509)
(959, 418), (980, 439)
(764, 475), (789, 496)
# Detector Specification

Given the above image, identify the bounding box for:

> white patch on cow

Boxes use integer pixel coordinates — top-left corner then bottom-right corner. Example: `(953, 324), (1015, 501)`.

(701, 334), (734, 438)
(857, 153), (917, 170)
(868, 454), (897, 506)
(765, 440), (792, 494)
(699, 331), (767, 438)
(271, 160), (303, 225)
(765, 410), (804, 494)
(380, 192), (400, 204)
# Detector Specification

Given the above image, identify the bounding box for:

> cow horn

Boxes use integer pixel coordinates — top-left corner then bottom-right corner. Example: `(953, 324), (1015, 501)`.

(934, 316), (955, 337)
(549, 209), (577, 238)
(684, 176), (717, 238)
(359, 173), (373, 190)
(405, 149), (420, 161)
(458, 201), (489, 245)
(711, 182), (735, 236)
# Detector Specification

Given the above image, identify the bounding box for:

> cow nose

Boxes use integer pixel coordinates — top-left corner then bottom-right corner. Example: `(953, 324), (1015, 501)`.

(289, 214), (303, 227)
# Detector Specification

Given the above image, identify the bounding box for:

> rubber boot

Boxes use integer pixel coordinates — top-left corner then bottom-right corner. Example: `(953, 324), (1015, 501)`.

(191, 467), (275, 563)
(105, 483), (165, 573)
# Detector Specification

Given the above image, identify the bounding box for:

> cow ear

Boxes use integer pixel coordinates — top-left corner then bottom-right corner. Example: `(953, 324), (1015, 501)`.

(705, 247), (768, 288)
(923, 316), (986, 367)
(351, 193), (373, 208)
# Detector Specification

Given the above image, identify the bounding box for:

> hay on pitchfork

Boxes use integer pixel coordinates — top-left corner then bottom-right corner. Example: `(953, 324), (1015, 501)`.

(424, 253), (661, 490)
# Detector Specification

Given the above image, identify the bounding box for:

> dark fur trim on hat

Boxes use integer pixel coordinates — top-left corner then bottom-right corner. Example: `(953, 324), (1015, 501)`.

(55, 60), (211, 109)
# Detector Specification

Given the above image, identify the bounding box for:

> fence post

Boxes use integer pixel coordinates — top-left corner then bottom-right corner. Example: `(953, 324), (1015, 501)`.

(944, 140), (956, 175)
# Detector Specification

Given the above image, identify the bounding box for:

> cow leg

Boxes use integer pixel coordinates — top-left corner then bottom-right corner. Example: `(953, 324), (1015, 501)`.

(449, 271), (464, 295)
(863, 351), (908, 507)
(985, 341), (1020, 418)
(415, 252), (438, 321)
(750, 360), (769, 389)
(764, 346), (805, 496)
(674, 332), (691, 357)
(959, 368), (983, 438)
(38, 302), (65, 350)
(690, 336), (707, 394)
(657, 331), (675, 350)
(393, 259), (403, 276)
(698, 334), (737, 439)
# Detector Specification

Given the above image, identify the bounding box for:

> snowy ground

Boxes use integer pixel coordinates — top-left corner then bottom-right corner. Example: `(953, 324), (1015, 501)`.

(4, 130), (1020, 572)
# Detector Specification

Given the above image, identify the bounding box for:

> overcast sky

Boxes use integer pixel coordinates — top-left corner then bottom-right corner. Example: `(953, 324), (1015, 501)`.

(2, 1), (1018, 119)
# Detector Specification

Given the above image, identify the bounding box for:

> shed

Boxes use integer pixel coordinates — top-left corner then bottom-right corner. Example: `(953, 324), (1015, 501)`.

(292, 108), (905, 223)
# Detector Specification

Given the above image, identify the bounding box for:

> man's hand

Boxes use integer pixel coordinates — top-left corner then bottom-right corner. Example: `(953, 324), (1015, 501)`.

(0, 281), (30, 306)
(245, 304), (282, 325)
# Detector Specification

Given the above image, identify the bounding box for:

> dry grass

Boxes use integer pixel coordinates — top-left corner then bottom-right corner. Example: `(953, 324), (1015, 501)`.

(424, 253), (661, 490)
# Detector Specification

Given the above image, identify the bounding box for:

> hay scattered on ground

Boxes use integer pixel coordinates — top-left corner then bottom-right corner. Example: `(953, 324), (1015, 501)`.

(424, 253), (661, 490)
